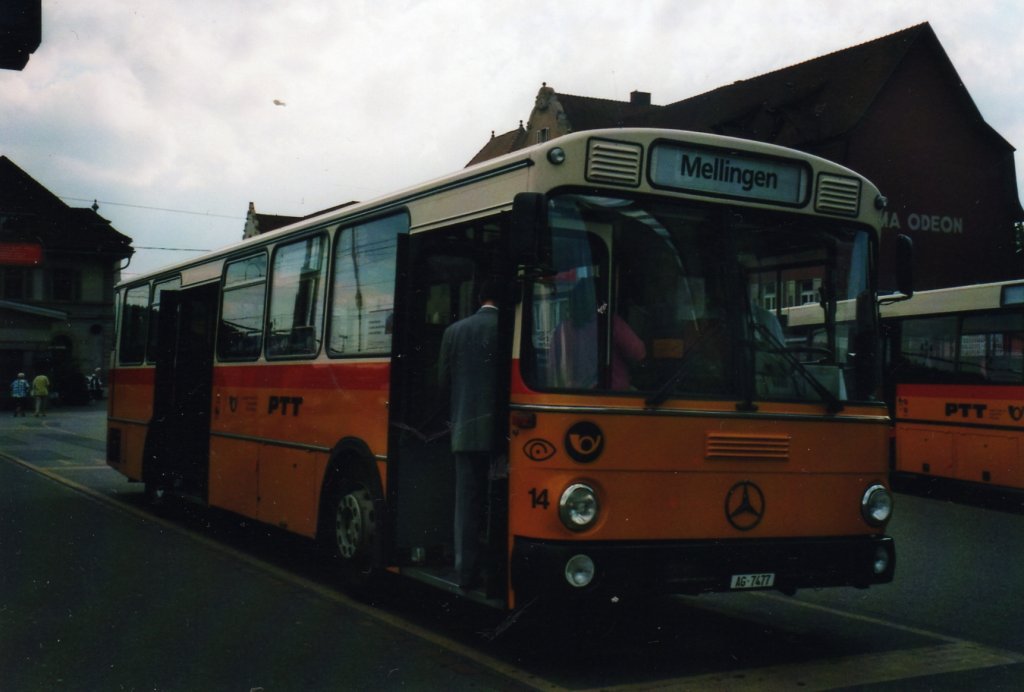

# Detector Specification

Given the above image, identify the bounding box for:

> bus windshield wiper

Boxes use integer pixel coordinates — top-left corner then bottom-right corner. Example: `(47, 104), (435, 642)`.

(645, 323), (720, 407)
(751, 321), (844, 414)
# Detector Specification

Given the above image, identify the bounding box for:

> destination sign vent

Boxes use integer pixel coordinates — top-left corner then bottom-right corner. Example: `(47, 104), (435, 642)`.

(815, 174), (861, 217)
(586, 139), (642, 186)
(705, 433), (791, 461)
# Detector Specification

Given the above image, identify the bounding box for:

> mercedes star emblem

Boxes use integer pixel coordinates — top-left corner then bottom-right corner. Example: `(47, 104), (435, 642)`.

(725, 481), (766, 531)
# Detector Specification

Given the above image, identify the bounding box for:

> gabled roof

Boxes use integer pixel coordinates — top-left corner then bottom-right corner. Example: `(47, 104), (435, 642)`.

(0, 155), (69, 218)
(556, 92), (662, 132)
(467, 23), (1013, 164)
(635, 23), (1004, 149)
(244, 200), (359, 238)
(466, 122), (529, 167)
(0, 156), (134, 259)
(467, 94), (661, 167)
(255, 212), (302, 235)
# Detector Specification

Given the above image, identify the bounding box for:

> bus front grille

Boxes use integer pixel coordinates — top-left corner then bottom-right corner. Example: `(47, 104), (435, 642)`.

(815, 174), (861, 216)
(586, 139), (643, 186)
(705, 432), (791, 461)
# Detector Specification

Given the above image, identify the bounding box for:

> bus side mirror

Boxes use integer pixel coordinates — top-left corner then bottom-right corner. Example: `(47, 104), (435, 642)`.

(511, 192), (548, 269)
(896, 234), (914, 299)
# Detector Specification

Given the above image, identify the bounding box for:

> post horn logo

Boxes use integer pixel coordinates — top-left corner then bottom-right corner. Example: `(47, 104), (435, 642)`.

(564, 421), (604, 463)
(724, 481), (765, 531)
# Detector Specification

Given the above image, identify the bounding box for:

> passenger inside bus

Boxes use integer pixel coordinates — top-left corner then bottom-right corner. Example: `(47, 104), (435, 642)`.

(545, 277), (646, 390)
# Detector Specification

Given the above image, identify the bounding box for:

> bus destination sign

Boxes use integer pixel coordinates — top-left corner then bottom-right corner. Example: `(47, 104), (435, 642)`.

(650, 143), (809, 206)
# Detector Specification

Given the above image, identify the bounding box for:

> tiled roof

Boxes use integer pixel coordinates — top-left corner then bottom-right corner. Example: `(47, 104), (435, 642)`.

(556, 92), (661, 132)
(633, 23), (932, 147)
(255, 212), (301, 234)
(467, 23), (1009, 164)
(466, 123), (529, 167)
(246, 201), (359, 238)
(0, 156), (134, 258)
(0, 155), (68, 218)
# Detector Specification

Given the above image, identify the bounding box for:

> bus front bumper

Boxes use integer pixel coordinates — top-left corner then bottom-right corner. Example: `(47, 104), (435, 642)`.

(511, 535), (895, 601)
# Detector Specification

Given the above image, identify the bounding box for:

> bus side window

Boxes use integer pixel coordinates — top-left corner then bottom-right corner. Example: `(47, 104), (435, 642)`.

(960, 313), (1024, 383)
(219, 254), (267, 361)
(328, 213), (408, 356)
(119, 283), (151, 364)
(146, 276), (181, 363)
(900, 316), (958, 379)
(267, 234), (327, 358)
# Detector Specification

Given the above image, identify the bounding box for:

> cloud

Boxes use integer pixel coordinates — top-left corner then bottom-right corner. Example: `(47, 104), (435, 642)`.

(2, 0), (1020, 277)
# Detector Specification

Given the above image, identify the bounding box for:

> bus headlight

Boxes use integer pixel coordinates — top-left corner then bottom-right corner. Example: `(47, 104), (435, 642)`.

(565, 554), (595, 588)
(861, 484), (893, 526)
(559, 483), (599, 531)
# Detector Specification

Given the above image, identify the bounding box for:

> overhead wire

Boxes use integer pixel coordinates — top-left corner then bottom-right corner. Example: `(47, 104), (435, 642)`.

(59, 196), (242, 220)
(59, 195), (241, 253)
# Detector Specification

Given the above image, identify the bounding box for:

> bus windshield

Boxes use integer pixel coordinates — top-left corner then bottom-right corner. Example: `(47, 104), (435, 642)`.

(523, 193), (877, 405)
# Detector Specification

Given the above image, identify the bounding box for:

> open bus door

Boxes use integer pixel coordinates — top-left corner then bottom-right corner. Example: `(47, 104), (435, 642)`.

(144, 283), (219, 501)
(386, 222), (511, 598)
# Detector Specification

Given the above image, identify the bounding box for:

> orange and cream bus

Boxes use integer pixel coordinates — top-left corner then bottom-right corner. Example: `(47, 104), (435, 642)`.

(106, 128), (901, 610)
(882, 280), (1024, 494)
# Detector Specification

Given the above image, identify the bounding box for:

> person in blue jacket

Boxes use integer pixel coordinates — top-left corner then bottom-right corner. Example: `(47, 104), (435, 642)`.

(10, 372), (30, 417)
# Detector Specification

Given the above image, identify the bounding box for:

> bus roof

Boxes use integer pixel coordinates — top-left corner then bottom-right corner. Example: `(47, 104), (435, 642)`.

(117, 127), (885, 290)
(880, 280), (1024, 319)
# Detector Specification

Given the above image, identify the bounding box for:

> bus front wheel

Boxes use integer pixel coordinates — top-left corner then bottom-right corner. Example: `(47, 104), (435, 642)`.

(320, 468), (380, 587)
(335, 485), (375, 560)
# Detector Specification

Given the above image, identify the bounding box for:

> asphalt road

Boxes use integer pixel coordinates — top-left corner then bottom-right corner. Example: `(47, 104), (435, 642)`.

(0, 408), (528, 691)
(2, 406), (1024, 690)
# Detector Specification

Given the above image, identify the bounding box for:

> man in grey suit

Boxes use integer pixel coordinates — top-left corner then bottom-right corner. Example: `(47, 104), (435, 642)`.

(438, 278), (500, 590)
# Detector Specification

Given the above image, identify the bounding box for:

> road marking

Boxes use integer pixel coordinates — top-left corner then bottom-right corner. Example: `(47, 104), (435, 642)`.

(757, 591), (967, 643)
(595, 641), (1024, 692)
(52, 464), (112, 470)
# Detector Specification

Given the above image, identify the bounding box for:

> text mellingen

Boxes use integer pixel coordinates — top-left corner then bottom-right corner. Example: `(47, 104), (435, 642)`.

(681, 155), (780, 192)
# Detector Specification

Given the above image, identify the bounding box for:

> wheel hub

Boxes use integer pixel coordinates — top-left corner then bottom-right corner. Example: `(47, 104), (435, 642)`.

(335, 487), (374, 559)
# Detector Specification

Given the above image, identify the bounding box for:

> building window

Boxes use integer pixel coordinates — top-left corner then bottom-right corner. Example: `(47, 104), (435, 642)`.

(799, 279), (819, 305)
(51, 267), (80, 301)
(1, 267), (27, 299)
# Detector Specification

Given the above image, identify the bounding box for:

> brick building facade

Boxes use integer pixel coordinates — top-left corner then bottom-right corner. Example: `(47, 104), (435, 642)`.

(470, 24), (1024, 291)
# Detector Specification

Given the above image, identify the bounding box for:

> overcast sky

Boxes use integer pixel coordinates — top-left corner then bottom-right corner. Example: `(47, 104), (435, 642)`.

(3, 0), (1022, 278)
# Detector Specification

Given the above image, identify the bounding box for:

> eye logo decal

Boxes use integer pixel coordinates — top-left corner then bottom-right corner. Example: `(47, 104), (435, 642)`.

(524, 438), (557, 462)
(565, 421), (604, 463)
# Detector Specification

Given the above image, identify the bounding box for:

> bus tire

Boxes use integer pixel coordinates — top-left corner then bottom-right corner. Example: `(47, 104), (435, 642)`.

(319, 461), (381, 589)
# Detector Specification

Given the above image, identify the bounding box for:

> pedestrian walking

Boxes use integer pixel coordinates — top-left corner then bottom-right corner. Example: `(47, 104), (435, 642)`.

(10, 372), (30, 417)
(87, 368), (104, 401)
(31, 372), (50, 417)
